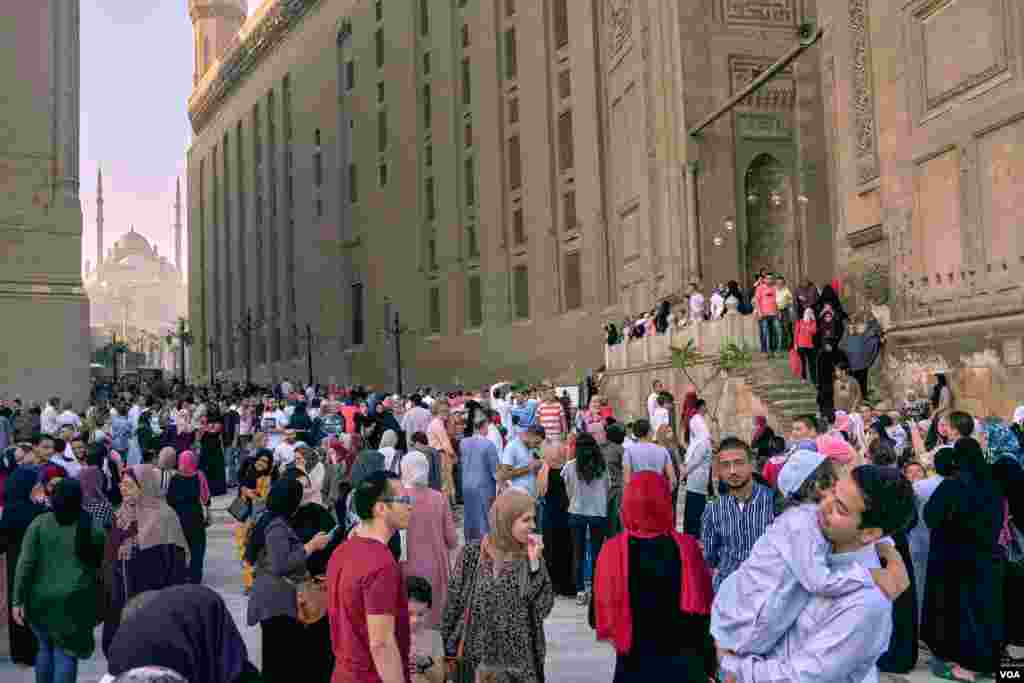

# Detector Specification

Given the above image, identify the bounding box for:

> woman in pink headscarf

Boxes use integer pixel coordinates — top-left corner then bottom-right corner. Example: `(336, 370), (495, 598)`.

(166, 452), (209, 585)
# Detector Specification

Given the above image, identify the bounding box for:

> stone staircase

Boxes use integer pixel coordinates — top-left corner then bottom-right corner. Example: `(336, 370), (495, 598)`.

(741, 353), (821, 425)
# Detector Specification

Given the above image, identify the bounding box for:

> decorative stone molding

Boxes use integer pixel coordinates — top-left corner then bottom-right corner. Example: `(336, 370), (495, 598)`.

(849, 0), (879, 185)
(847, 223), (884, 248)
(606, 0), (633, 60)
(730, 56), (796, 109)
(722, 0), (798, 28)
(189, 0), (323, 134)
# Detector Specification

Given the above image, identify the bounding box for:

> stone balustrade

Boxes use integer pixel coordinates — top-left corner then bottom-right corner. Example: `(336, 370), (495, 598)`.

(605, 313), (761, 371)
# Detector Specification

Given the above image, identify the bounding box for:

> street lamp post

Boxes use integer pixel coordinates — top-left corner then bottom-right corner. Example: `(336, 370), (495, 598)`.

(207, 338), (216, 382)
(234, 308), (269, 388)
(382, 307), (410, 396)
(165, 318), (193, 384)
(293, 323), (315, 389)
(112, 332), (120, 384)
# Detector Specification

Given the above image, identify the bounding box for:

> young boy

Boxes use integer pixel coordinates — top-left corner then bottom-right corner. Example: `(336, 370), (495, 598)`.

(407, 576), (445, 683)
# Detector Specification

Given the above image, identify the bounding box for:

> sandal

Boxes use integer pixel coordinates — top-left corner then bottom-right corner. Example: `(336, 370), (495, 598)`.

(934, 664), (978, 682)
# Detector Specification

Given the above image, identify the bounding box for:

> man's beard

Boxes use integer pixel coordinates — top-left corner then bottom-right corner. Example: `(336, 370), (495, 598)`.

(726, 476), (752, 491)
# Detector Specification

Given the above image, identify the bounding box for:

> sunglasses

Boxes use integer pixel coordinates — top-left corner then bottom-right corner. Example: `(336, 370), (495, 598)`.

(380, 495), (413, 505)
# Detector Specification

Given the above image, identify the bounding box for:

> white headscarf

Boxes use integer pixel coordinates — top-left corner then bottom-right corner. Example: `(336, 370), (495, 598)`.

(401, 451), (430, 488)
(379, 430), (400, 474)
(803, 307), (815, 323)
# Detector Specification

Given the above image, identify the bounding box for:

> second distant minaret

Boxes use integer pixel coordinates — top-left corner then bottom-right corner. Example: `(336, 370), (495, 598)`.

(96, 166), (104, 267)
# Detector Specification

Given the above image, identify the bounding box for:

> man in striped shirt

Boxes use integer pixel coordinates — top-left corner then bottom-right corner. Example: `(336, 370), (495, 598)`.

(700, 437), (776, 592)
(535, 388), (567, 443)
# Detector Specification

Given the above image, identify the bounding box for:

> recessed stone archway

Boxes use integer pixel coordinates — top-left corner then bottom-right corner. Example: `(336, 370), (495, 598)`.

(743, 153), (796, 283)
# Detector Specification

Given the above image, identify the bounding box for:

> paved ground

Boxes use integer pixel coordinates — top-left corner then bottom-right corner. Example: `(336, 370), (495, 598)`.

(0, 494), (976, 682)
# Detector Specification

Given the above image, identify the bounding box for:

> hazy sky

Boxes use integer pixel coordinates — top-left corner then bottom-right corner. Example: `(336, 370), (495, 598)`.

(80, 1), (248, 274)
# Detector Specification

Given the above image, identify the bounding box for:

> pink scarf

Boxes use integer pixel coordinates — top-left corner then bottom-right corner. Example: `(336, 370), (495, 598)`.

(179, 450), (210, 506)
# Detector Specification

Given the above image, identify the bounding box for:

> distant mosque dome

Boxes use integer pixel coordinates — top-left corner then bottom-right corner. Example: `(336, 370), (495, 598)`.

(113, 228), (154, 255)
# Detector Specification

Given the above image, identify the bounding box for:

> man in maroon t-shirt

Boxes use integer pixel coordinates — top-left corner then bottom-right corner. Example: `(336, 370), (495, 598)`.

(328, 471), (413, 683)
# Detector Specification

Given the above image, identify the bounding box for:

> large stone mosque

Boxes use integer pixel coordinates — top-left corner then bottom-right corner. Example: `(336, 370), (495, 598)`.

(84, 169), (187, 373)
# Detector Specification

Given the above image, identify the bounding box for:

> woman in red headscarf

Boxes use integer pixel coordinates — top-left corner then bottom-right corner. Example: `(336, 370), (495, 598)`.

(592, 471), (716, 682)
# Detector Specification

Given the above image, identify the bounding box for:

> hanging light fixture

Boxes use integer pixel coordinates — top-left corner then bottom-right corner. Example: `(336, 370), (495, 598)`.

(770, 191), (782, 207)
(747, 192), (759, 204)
(724, 217), (735, 232)
(713, 236), (725, 247)
(797, 194), (809, 204)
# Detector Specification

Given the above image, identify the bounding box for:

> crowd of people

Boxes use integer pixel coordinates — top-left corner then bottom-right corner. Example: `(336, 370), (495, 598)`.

(0, 371), (1021, 682)
(604, 270), (890, 433)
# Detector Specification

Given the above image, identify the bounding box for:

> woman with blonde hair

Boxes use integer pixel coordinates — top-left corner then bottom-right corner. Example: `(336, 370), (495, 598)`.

(442, 490), (553, 682)
(401, 451), (458, 628)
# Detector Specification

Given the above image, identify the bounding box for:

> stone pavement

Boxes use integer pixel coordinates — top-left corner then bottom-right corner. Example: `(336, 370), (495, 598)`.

(0, 493), (957, 682)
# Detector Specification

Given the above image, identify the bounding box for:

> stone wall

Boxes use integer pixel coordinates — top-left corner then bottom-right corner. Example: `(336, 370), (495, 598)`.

(602, 313), (780, 443)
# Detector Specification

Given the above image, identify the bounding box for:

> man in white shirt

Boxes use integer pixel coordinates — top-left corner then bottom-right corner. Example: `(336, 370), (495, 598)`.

(55, 401), (82, 432)
(274, 429), (299, 470)
(401, 395), (432, 446)
(40, 397), (59, 436)
(265, 402), (289, 450)
(651, 393), (671, 432)
(647, 380), (664, 423)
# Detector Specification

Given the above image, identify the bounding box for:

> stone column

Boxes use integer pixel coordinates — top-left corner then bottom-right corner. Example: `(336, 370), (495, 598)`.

(0, 0), (90, 405)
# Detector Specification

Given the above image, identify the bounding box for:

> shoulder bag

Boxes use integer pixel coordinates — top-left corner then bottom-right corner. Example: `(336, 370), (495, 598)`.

(228, 494), (252, 523)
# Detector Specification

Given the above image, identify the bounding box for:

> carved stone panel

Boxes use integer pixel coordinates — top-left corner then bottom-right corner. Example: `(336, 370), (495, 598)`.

(736, 113), (792, 140)
(912, 0), (1009, 113)
(730, 56), (796, 109)
(849, 0), (880, 185)
(722, 0), (798, 28)
(606, 0), (633, 61)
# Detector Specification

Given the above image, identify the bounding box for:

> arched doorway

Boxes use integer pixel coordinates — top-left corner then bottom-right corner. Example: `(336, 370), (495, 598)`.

(744, 154), (796, 283)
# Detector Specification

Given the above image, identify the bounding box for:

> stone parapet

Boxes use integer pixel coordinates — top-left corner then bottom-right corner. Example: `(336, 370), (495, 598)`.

(605, 313), (760, 371)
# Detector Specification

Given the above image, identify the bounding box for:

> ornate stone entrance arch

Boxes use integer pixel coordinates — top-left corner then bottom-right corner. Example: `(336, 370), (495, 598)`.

(744, 153), (796, 282)
(734, 113), (798, 286)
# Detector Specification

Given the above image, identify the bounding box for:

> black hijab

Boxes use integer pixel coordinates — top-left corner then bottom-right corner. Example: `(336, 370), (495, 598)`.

(0, 466), (46, 538)
(244, 478), (302, 564)
(952, 437), (1003, 547)
(52, 478), (103, 568)
(815, 285), (847, 321)
(930, 373), (948, 408)
(107, 584), (252, 683)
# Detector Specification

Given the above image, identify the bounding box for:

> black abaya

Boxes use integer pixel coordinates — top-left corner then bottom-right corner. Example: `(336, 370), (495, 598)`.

(876, 529), (918, 673)
(0, 469), (45, 666)
(921, 456), (1004, 674)
(607, 536), (716, 682)
(543, 466), (575, 597)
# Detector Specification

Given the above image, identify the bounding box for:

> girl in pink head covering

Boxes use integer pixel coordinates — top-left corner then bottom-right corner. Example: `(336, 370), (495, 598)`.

(178, 451), (210, 506)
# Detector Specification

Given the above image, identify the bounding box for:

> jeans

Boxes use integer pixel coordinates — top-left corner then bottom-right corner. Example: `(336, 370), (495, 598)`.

(758, 316), (781, 353)
(226, 447), (241, 487)
(568, 514), (607, 592)
(30, 623), (78, 683)
(683, 491), (707, 538)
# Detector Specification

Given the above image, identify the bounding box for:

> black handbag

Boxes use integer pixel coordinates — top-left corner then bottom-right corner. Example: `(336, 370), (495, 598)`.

(228, 495), (252, 522)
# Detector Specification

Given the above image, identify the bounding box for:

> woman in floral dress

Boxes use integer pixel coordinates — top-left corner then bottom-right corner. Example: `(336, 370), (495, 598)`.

(443, 489), (554, 683)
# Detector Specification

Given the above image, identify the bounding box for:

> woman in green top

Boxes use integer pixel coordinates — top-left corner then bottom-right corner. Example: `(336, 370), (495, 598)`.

(12, 478), (105, 683)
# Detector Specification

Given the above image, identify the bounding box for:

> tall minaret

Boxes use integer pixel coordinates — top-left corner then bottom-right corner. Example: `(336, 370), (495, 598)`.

(174, 177), (183, 279)
(96, 166), (104, 267)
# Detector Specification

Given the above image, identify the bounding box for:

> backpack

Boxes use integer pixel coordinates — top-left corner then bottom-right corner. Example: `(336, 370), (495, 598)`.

(136, 411), (158, 452)
(321, 414), (344, 439)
